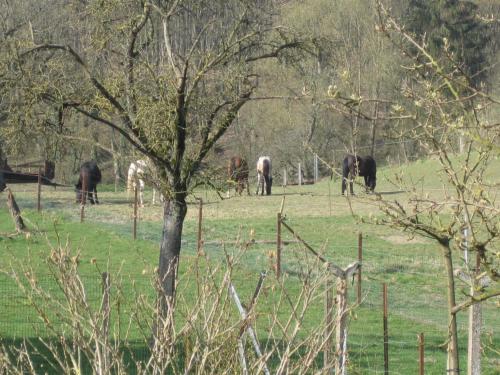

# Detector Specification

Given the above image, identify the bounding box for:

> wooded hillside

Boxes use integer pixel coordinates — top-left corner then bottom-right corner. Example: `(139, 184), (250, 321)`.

(1, 0), (498, 182)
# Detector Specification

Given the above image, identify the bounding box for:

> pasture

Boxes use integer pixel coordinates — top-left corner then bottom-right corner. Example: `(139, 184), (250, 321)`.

(0, 157), (499, 374)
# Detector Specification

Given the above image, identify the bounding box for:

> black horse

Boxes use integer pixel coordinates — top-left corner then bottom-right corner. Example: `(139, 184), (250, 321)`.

(75, 161), (102, 204)
(341, 154), (376, 195)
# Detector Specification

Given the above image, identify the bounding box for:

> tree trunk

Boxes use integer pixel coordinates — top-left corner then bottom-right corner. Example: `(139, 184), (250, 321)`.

(369, 83), (380, 157)
(7, 188), (26, 232)
(110, 131), (122, 193)
(156, 197), (187, 334)
(441, 242), (460, 373)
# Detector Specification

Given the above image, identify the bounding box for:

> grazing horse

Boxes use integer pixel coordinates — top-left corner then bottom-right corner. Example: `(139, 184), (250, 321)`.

(227, 156), (250, 197)
(256, 156), (272, 195)
(341, 154), (376, 195)
(76, 161), (102, 204)
(127, 160), (162, 206)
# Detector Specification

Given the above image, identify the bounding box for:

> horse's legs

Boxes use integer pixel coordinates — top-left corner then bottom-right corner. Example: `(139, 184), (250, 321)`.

(152, 188), (165, 203)
(256, 173), (261, 195)
(341, 163), (350, 195)
(139, 180), (145, 207)
(246, 178), (250, 195)
(367, 176), (374, 193)
(94, 187), (99, 204)
(88, 189), (95, 204)
(342, 174), (351, 195)
(364, 175), (369, 193)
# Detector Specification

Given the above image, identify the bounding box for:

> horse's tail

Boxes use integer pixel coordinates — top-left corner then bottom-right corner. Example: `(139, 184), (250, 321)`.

(342, 157), (350, 179)
(262, 158), (272, 195)
(341, 156), (350, 194)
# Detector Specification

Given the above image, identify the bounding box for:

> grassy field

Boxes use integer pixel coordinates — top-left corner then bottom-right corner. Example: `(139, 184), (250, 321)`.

(0, 157), (499, 374)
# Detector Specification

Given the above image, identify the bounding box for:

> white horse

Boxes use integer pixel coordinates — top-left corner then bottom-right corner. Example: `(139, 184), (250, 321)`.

(256, 156), (272, 195)
(127, 160), (163, 206)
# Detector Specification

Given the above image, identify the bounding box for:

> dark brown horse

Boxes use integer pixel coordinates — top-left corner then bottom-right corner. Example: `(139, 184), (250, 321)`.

(227, 156), (250, 197)
(75, 161), (102, 204)
(342, 154), (376, 195)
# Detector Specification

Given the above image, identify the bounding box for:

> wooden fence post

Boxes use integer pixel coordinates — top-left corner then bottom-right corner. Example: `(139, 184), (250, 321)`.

(7, 188), (26, 232)
(276, 213), (282, 278)
(357, 232), (362, 304)
(418, 332), (424, 375)
(133, 185), (138, 240)
(100, 272), (111, 374)
(383, 283), (389, 375)
(37, 168), (42, 212)
(335, 277), (349, 375)
(283, 168), (287, 187)
(324, 276), (334, 372)
(197, 199), (203, 255)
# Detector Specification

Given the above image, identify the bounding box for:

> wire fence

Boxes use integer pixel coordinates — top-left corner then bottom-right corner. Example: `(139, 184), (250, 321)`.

(1, 235), (498, 373)
(0, 179), (498, 373)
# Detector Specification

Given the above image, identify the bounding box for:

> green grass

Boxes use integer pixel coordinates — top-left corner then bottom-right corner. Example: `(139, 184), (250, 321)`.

(0, 156), (499, 373)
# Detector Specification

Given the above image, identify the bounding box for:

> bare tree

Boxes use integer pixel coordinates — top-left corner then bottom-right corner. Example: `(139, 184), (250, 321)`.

(366, 2), (499, 372)
(4, 0), (300, 338)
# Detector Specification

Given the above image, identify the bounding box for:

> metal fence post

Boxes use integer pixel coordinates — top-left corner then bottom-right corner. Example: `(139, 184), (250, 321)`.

(37, 168), (42, 212)
(383, 283), (389, 375)
(276, 213), (282, 278)
(133, 186), (138, 240)
(357, 232), (362, 304)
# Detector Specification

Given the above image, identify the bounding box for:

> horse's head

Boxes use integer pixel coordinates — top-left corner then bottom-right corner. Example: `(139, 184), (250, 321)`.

(369, 176), (376, 192)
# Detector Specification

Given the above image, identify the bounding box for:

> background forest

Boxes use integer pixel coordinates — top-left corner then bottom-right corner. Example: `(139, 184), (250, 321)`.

(1, 0), (498, 184)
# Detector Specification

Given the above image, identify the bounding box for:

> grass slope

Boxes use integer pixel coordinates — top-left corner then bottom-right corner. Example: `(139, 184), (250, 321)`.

(0, 156), (498, 373)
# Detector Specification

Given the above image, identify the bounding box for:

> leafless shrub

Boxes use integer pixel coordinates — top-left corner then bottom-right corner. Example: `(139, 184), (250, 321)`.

(1, 239), (343, 374)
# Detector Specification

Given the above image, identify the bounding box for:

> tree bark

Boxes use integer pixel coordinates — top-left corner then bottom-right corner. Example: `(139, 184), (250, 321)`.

(441, 242), (460, 373)
(369, 85), (380, 157)
(7, 188), (26, 232)
(156, 197), (187, 330)
(110, 130), (122, 193)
